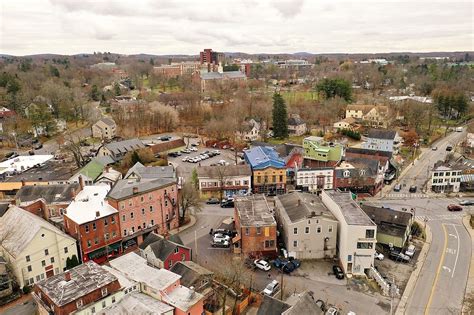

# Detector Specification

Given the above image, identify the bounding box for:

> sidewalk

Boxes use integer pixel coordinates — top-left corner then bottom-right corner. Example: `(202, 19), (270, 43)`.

(461, 215), (474, 314)
(395, 220), (432, 315)
(169, 214), (196, 235)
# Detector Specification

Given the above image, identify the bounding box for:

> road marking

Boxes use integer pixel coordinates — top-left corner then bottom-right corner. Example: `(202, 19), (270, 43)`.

(442, 266), (451, 273)
(424, 223), (448, 315)
(446, 248), (456, 255)
(448, 233), (458, 239)
(450, 224), (461, 278)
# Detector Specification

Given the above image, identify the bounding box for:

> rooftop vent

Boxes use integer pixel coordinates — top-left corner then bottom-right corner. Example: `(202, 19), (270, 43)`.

(95, 211), (100, 217)
(64, 271), (71, 282)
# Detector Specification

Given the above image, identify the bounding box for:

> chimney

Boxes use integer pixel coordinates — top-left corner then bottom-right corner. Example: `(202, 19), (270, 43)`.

(133, 186), (139, 194)
(21, 179), (25, 187)
(64, 272), (71, 281)
(105, 166), (110, 173)
(78, 175), (85, 190)
(95, 211), (100, 218)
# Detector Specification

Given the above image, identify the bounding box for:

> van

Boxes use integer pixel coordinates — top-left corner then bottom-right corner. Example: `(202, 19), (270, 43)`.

(456, 127), (463, 132)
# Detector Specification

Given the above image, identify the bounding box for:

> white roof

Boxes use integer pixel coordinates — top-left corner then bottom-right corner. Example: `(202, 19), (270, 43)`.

(65, 185), (117, 224)
(0, 205), (75, 258)
(0, 155), (53, 175)
(102, 265), (137, 289)
(164, 285), (204, 312)
(109, 252), (181, 291)
(101, 292), (174, 314)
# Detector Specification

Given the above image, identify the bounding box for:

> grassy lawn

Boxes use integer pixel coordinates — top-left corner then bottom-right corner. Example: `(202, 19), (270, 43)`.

(267, 135), (307, 145)
(281, 90), (318, 104)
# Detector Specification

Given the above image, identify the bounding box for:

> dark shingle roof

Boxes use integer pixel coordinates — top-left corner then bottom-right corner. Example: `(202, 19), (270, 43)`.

(276, 192), (335, 223)
(346, 147), (393, 159)
(257, 295), (291, 315)
(288, 116), (305, 126)
(108, 177), (176, 200)
(139, 233), (188, 261)
(367, 129), (396, 140)
(104, 139), (145, 156)
(0, 202), (10, 217)
(361, 205), (413, 235)
(15, 183), (79, 204)
(170, 261), (213, 288)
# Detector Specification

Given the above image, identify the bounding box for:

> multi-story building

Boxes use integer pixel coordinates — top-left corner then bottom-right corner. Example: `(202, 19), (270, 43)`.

(236, 119), (261, 142)
(274, 193), (337, 259)
(345, 105), (388, 128)
(64, 185), (122, 264)
(69, 157), (116, 186)
(92, 117), (117, 140)
(321, 190), (377, 275)
(0, 256), (12, 298)
(199, 48), (225, 71)
(361, 129), (401, 154)
(303, 136), (344, 167)
(430, 161), (462, 193)
(287, 114), (307, 136)
(98, 138), (145, 162)
(295, 167), (334, 192)
(33, 261), (122, 315)
(139, 233), (191, 270)
(196, 165), (252, 198)
(107, 173), (179, 249)
(244, 146), (287, 195)
(334, 157), (384, 196)
(233, 195), (278, 257)
(0, 205), (78, 288)
(199, 71), (247, 93)
(153, 62), (200, 77)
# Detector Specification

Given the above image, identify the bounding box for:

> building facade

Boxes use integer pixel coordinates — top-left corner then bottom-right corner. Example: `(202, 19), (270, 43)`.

(430, 162), (462, 193)
(303, 136), (344, 167)
(139, 233), (191, 270)
(92, 117), (117, 140)
(295, 167), (334, 192)
(361, 129), (401, 153)
(196, 165), (252, 198)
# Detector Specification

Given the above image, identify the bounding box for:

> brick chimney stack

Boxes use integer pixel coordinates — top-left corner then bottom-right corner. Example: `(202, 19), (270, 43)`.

(64, 271), (71, 281)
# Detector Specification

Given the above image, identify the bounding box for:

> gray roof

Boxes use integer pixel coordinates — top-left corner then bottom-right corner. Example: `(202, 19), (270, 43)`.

(196, 164), (251, 178)
(200, 71), (246, 80)
(125, 162), (176, 180)
(276, 192), (336, 224)
(367, 129), (396, 140)
(235, 195), (276, 227)
(288, 116), (305, 126)
(170, 261), (213, 288)
(108, 177), (176, 200)
(104, 138), (145, 156)
(139, 233), (188, 261)
(283, 291), (324, 315)
(36, 261), (118, 307)
(100, 292), (174, 314)
(257, 295), (291, 315)
(335, 158), (379, 179)
(361, 205), (413, 237)
(324, 190), (376, 226)
(0, 202), (10, 217)
(97, 117), (116, 127)
(346, 147), (393, 159)
(15, 183), (79, 204)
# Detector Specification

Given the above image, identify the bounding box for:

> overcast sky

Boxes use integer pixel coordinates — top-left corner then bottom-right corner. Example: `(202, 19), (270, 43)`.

(1, 0), (473, 56)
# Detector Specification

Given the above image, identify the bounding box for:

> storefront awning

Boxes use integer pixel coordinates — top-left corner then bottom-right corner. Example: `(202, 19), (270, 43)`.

(107, 242), (121, 251)
(87, 247), (106, 259)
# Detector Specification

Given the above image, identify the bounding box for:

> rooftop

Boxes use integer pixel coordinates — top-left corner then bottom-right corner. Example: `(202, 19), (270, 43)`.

(235, 195), (276, 227)
(95, 117), (116, 128)
(100, 292), (174, 314)
(276, 192), (336, 224)
(164, 285), (204, 312)
(3, 159), (77, 183)
(367, 129), (397, 140)
(361, 205), (413, 235)
(124, 162), (176, 180)
(243, 146), (286, 170)
(0, 154), (54, 176)
(73, 158), (108, 182)
(283, 291), (324, 315)
(103, 138), (145, 156)
(0, 205), (74, 258)
(109, 252), (181, 291)
(200, 71), (246, 80)
(35, 261), (118, 307)
(196, 164), (252, 178)
(323, 190), (376, 226)
(170, 261), (213, 288)
(15, 183), (80, 204)
(107, 177), (176, 200)
(65, 185), (118, 225)
(257, 295), (291, 315)
(139, 233), (188, 261)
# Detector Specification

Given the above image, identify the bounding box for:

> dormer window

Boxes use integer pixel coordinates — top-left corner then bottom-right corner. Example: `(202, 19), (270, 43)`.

(343, 170), (350, 178)
(360, 169), (366, 176)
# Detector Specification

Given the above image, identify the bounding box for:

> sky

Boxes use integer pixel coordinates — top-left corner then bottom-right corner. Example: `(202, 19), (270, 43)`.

(1, 0), (473, 56)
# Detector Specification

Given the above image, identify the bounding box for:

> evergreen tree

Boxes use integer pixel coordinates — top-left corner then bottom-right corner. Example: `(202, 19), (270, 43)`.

(272, 93), (288, 139)
(113, 82), (121, 96)
(131, 150), (142, 165)
(90, 84), (100, 101)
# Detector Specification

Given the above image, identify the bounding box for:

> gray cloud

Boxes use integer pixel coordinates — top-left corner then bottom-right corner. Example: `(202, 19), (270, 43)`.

(272, 0), (305, 18)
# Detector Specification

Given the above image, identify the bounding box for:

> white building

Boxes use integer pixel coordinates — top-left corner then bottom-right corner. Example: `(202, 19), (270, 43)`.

(288, 115), (307, 136)
(362, 129), (401, 153)
(196, 165), (252, 198)
(0, 154), (53, 176)
(296, 167), (334, 192)
(236, 119), (260, 142)
(430, 162), (462, 193)
(321, 190), (377, 275)
(0, 205), (78, 288)
(92, 117), (117, 140)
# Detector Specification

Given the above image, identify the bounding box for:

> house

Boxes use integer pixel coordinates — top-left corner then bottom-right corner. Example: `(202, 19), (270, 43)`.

(361, 205), (414, 249)
(345, 105), (388, 127)
(33, 261), (122, 315)
(244, 146), (287, 195)
(139, 233), (191, 270)
(361, 129), (402, 154)
(92, 117), (117, 140)
(109, 252), (205, 315)
(196, 165), (252, 198)
(236, 119), (261, 142)
(0, 256), (13, 298)
(295, 167), (334, 192)
(274, 143), (304, 178)
(170, 261), (214, 300)
(96, 166), (123, 187)
(98, 138), (145, 162)
(303, 136), (344, 167)
(63, 185), (122, 264)
(430, 161), (462, 193)
(99, 291), (174, 315)
(334, 158), (384, 196)
(124, 162), (176, 181)
(233, 195), (278, 257)
(333, 117), (357, 130)
(0, 205), (78, 288)
(345, 147), (397, 182)
(70, 157), (116, 186)
(0, 107), (16, 133)
(107, 173), (179, 248)
(15, 182), (82, 223)
(274, 193), (337, 259)
(321, 190), (377, 275)
(288, 114), (307, 136)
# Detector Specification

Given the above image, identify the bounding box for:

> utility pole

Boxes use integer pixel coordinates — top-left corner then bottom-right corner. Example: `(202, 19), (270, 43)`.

(280, 271), (284, 300)
(194, 230), (198, 263)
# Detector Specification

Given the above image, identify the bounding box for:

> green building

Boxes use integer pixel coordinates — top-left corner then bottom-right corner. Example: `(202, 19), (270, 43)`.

(303, 136), (344, 163)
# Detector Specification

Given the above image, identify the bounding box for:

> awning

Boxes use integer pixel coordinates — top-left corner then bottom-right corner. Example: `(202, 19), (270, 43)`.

(87, 247), (106, 259)
(461, 175), (474, 182)
(232, 234), (241, 243)
(107, 242), (121, 251)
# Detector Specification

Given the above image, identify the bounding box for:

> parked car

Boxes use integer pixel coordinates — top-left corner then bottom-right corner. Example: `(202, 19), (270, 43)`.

(393, 184), (401, 192)
(168, 152), (179, 158)
(446, 145), (453, 151)
(282, 261), (296, 273)
(326, 307), (340, 315)
(290, 259), (301, 269)
(389, 251), (410, 263)
(212, 150), (221, 155)
(28, 150), (35, 155)
(4, 152), (18, 159)
(182, 157), (189, 162)
(273, 257), (289, 269)
(374, 251), (385, 260)
(206, 198), (220, 204)
(212, 229), (234, 237)
(254, 259), (271, 271)
(447, 204), (463, 211)
(160, 136), (172, 141)
(263, 280), (280, 296)
(409, 185), (417, 193)
(34, 143), (43, 150)
(405, 244), (416, 257)
(459, 200), (474, 206)
(333, 265), (344, 279)
(211, 240), (230, 248)
(220, 200), (234, 208)
(431, 146), (438, 151)
(213, 234), (230, 243)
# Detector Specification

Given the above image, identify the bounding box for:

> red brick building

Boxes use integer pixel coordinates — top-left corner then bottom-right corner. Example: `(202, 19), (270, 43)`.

(33, 261), (121, 315)
(64, 185), (122, 264)
(139, 233), (191, 269)
(233, 195), (278, 258)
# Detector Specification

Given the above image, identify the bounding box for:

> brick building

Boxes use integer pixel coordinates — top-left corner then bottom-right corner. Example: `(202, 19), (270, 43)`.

(64, 185), (122, 264)
(139, 233), (191, 269)
(233, 195), (278, 257)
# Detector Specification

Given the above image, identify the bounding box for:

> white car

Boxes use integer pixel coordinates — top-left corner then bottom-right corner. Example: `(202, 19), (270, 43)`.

(405, 244), (415, 257)
(182, 157), (189, 162)
(263, 280), (279, 296)
(189, 147), (198, 152)
(254, 259), (271, 271)
(213, 233), (230, 243)
(202, 154), (210, 159)
(374, 251), (384, 260)
(212, 150), (221, 155)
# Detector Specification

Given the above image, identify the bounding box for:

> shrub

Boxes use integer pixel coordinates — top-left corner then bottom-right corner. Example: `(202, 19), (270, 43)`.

(340, 128), (361, 140)
(411, 221), (424, 238)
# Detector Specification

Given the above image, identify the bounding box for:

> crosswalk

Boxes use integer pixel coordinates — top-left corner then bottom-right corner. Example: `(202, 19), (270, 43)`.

(384, 193), (429, 199)
(415, 213), (464, 221)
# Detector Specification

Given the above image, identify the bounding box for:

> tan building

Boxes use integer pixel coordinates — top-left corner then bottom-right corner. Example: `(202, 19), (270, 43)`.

(274, 193), (338, 259)
(92, 117), (117, 140)
(345, 105), (388, 127)
(0, 206), (78, 288)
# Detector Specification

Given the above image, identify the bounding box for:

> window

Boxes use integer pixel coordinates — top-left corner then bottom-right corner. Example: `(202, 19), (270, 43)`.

(279, 175), (283, 182)
(141, 196), (144, 202)
(142, 222), (146, 228)
(112, 296), (116, 303)
(264, 240), (275, 248)
(142, 208), (145, 215)
(76, 300), (83, 308)
(36, 275), (40, 282)
(94, 237), (99, 245)
(293, 240), (298, 247)
(166, 214), (169, 220)
(357, 242), (373, 249)
(446, 172), (451, 176)
(293, 227), (298, 235)
(257, 176), (261, 183)
(91, 306), (96, 313)
(131, 227), (135, 233)
(256, 227), (261, 235)
(101, 287), (108, 297)
(175, 247), (179, 253)
(343, 170), (350, 178)
(434, 172), (439, 177)
(44, 249), (49, 256)
(104, 218), (108, 226)
(182, 254), (186, 261)
(272, 175), (276, 183)
(85, 224), (90, 233)
(105, 233), (109, 240)
(124, 229), (127, 236)
(165, 199), (168, 207)
(102, 301), (106, 308)
(151, 219), (154, 225)
(348, 255), (352, 262)
(130, 212), (134, 219)
(50, 257), (55, 264)
(122, 215), (126, 222)
(27, 265), (32, 272)
(111, 216), (115, 224)
(317, 227), (321, 233)
(329, 225), (333, 233)
(365, 229), (375, 238)
(305, 227), (310, 234)
(64, 247), (68, 254)
(245, 227), (249, 236)
(169, 260), (173, 268)
(121, 202), (125, 210)
(93, 222), (97, 230)
(26, 255), (30, 262)
(28, 278), (33, 285)
(150, 206), (153, 212)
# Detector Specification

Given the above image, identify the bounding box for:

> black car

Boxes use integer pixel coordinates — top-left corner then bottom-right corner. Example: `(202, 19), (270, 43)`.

(220, 200), (234, 208)
(206, 198), (220, 204)
(34, 143), (43, 150)
(160, 136), (172, 141)
(282, 261), (296, 273)
(333, 265), (344, 279)
(168, 152), (179, 158)
(4, 152), (18, 159)
(409, 186), (417, 193)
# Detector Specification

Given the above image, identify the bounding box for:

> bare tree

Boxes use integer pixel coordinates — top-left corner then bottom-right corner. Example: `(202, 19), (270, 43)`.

(179, 181), (201, 224)
(62, 133), (88, 168)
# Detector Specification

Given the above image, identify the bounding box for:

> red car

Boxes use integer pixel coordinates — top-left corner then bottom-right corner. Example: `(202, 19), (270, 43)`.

(447, 204), (463, 211)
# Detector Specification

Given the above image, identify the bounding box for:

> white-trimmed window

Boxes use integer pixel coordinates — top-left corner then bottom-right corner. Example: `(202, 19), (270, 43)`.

(101, 287), (107, 297)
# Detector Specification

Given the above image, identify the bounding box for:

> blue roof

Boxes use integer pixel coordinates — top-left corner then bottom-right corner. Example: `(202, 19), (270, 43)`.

(244, 146), (286, 170)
